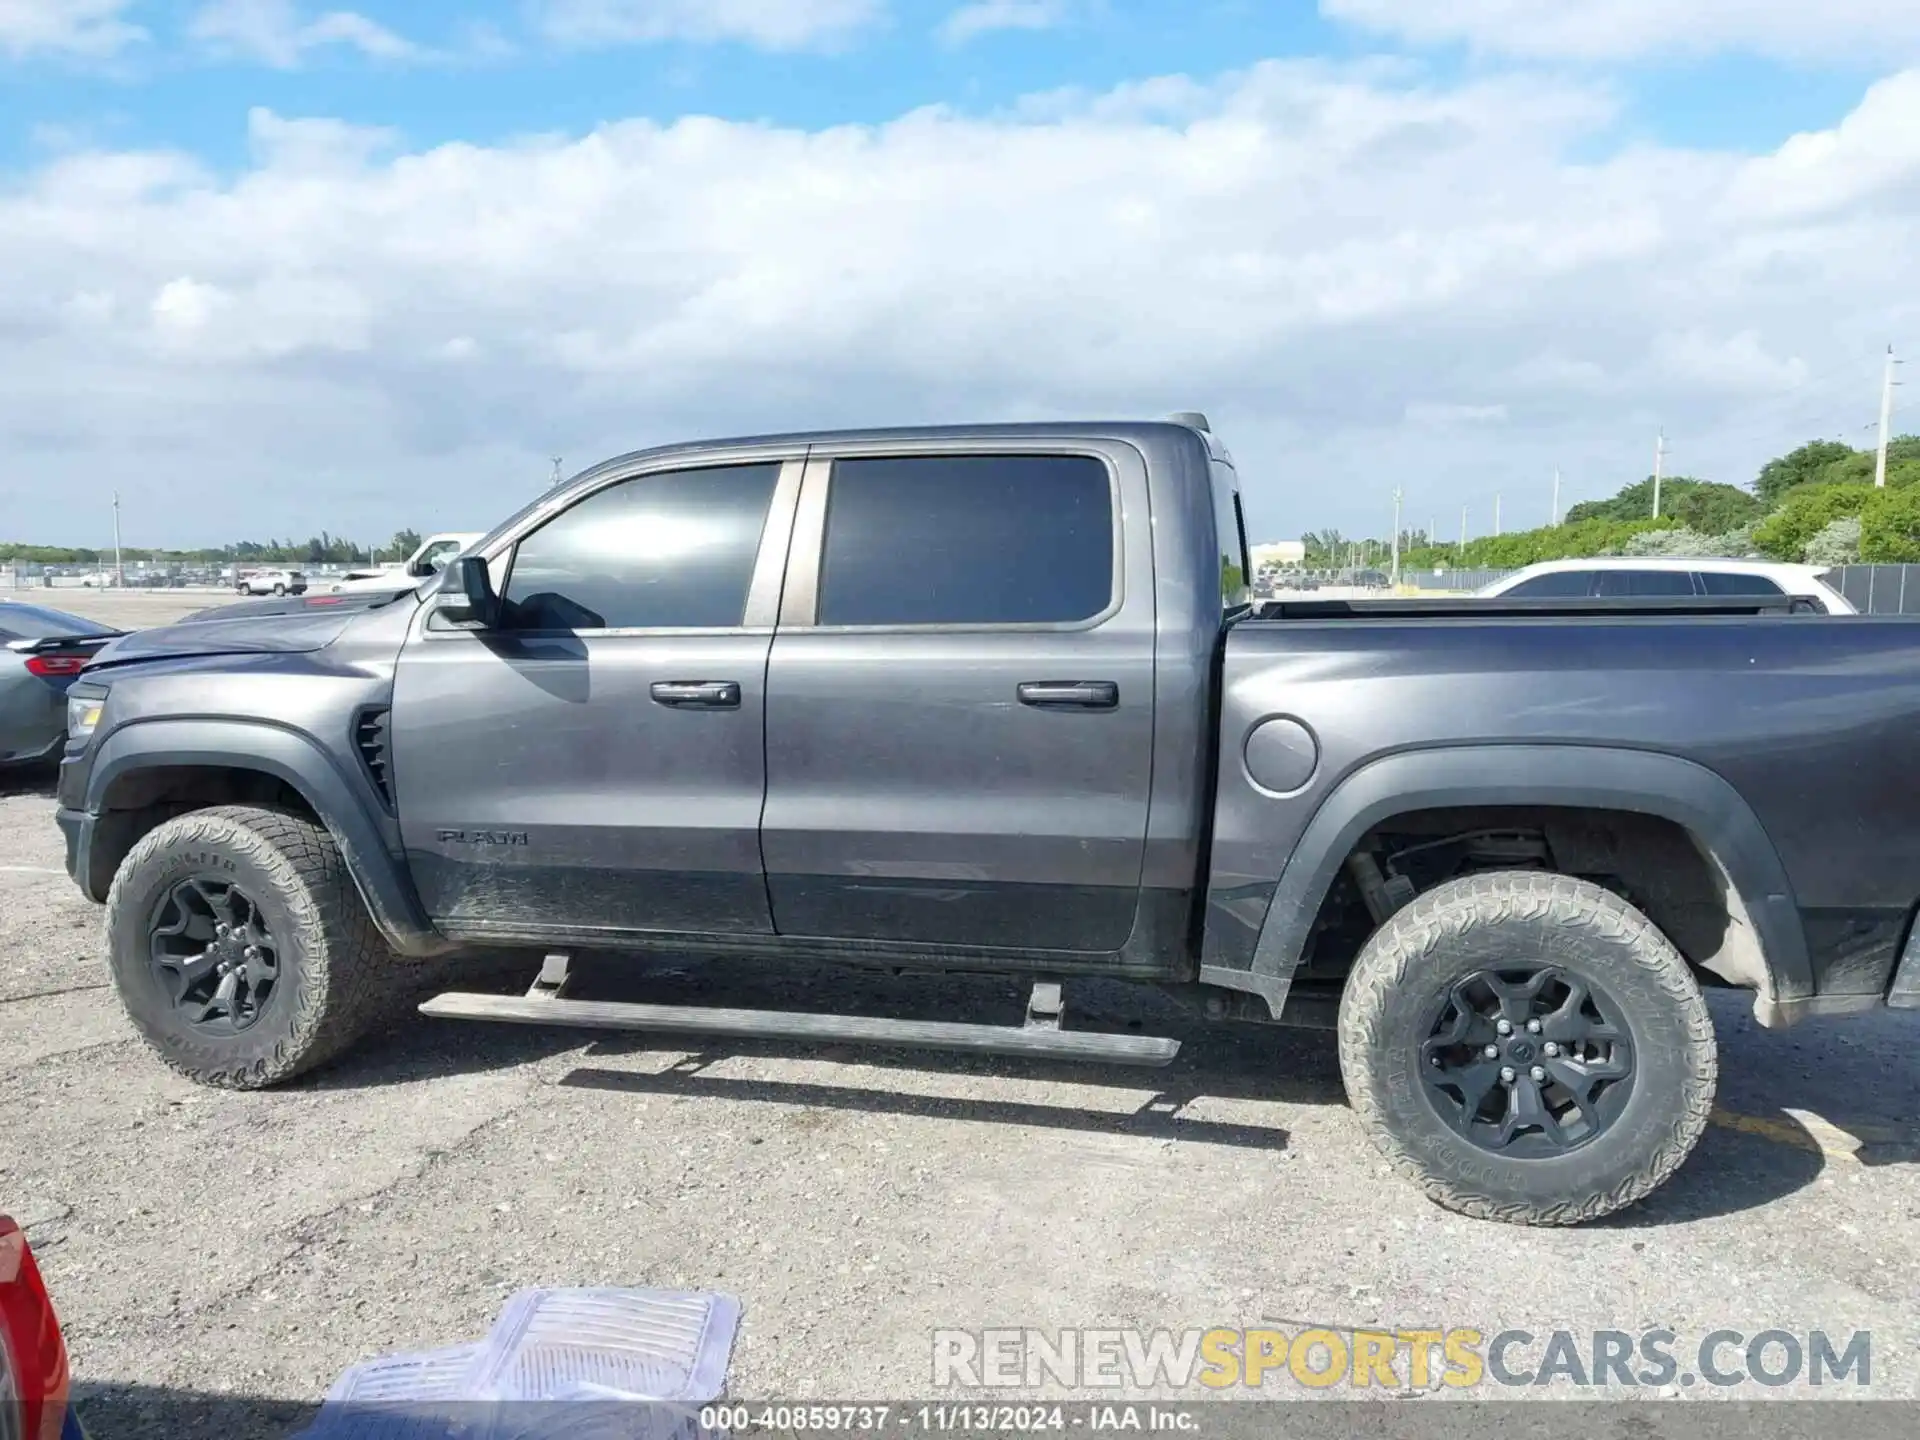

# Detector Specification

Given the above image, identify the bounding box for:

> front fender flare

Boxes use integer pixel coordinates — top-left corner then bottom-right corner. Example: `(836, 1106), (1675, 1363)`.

(84, 717), (452, 958)
(1222, 743), (1810, 1010)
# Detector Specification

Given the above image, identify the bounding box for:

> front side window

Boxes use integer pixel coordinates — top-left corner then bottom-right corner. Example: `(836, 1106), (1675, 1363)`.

(502, 462), (781, 630)
(1212, 461), (1251, 612)
(816, 454), (1114, 626)
(1502, 571), (1593, 598)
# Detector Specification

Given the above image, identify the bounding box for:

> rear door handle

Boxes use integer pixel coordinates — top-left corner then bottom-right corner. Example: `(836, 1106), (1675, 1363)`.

(1018, 681), (1119, 710)
(650, 680), (742, 709)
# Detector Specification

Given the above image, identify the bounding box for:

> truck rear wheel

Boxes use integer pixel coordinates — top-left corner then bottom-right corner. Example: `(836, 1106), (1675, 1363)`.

(1337, 870), (1716, 1225)
(105, 805), (388, 1089)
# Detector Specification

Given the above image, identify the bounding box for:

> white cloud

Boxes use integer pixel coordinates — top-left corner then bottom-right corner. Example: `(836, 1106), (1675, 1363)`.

(1321, 0), (1920, 63)
(189, 0), (422, 68)
(536, 0), (883, 50)
(939, 0), (1070, 46)
(0, 0), (142, 56)
(2, 64), (1918, 546)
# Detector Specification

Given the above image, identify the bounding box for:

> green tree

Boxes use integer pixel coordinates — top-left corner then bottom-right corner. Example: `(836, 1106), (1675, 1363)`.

(1860, 486), (1920, 562)
(1751, 484), (1873, 560)
(1756, 440), (1854, 505)
(1802, 517), (1862, 566)
(388, 528), (423, 559)
(1564, 476), (1760, 534)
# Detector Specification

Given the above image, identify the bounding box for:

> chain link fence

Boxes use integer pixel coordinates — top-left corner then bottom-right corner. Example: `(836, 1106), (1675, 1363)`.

(1819, 566), (1920, 614)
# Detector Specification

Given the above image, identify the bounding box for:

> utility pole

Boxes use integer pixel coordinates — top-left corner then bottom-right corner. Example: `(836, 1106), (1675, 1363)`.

(1877, 347), (1901, 487)
(550, 456), (564, 490)
(1551, 468), (1561, 526)
(1494, 493), (1503, 537)
(1390, 486), (1403, 584)
(1459, 506), (1467, 549)
(112, 491), (123, 588)
(1652, 429), (1666, 518)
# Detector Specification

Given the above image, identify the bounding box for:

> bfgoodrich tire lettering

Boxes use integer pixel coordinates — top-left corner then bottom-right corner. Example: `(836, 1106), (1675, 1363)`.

(1337, 871), (1717, 1225)
(105, 804), (390, 1088)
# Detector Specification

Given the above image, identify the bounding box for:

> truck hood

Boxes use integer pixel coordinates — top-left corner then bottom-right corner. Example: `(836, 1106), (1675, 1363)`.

(89, 593), (409, 670)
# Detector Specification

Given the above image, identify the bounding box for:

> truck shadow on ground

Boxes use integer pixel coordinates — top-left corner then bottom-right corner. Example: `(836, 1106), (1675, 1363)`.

(317, 953), (1920, 1225)
(0, 760), (57, 798)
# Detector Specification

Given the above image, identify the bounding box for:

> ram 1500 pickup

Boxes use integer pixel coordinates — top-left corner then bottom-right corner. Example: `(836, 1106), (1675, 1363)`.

(54, 417), (1920, 1225)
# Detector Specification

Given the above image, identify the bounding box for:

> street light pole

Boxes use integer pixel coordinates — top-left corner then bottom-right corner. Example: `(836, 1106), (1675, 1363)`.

(112, 491), (124, 588)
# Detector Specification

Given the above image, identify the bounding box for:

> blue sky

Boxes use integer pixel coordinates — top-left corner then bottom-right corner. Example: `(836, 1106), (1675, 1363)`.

(3, 1), (1919, 546)
(7, 2), (1886, 165)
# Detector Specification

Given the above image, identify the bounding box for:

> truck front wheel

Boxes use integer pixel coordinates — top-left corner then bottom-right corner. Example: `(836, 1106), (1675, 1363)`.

(1337, 870), (1716, 1225)
(105, 805), (388, 1088)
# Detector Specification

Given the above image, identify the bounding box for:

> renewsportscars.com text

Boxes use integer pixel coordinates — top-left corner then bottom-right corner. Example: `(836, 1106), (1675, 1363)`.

(932, 1326), (1871, 1391)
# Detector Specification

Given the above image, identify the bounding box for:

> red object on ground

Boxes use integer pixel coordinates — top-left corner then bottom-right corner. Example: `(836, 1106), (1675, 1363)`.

(0, 1215), (72, 1440)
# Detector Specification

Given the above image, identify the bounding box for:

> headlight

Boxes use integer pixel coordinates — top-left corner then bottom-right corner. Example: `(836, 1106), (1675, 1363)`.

(66, 691), (105, 743)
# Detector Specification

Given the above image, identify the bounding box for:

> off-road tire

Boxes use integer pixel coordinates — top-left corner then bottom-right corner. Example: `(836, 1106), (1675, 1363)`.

(105, 804), (390, 1088)
(1337, 870), (1716, 1225)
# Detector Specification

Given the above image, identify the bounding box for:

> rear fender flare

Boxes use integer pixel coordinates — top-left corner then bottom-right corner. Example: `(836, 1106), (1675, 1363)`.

(85, 718), (452, 958)
(1245, 744), (1811, 1002)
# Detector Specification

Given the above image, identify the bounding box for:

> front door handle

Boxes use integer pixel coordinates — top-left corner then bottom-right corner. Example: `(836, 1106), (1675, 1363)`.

(650, 680), (742, 709)
(1018, 681), (1119, 710)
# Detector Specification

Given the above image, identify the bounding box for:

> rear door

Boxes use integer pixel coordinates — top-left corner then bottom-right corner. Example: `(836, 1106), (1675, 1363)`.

(392, 454), (802, 940)
(760, 444), (1157, 952)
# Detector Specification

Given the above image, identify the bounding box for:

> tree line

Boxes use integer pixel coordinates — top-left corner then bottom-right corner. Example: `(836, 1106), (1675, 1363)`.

(1374, 434), (1920, 571)
(0, 530), (424, 568)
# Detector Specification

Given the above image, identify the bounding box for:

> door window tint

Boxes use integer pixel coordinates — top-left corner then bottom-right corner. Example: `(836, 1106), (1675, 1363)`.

(503, 463), (780, 630)
(1502, 571), (1594, 598)
(1592, 570), (1696, 597)
(817, 455), (1114, 626)
(1698, 571), (1784, 596)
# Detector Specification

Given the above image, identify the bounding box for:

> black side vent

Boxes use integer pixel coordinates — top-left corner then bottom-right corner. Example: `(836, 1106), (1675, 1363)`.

(355, 708), (394, 809)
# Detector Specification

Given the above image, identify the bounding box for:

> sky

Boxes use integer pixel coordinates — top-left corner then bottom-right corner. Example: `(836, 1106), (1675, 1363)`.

(3, 1), (1919, 549)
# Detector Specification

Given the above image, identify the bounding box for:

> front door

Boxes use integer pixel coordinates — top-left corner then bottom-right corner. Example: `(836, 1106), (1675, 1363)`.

(392, 456), (801, 941)
(760, 447), (1156, 953)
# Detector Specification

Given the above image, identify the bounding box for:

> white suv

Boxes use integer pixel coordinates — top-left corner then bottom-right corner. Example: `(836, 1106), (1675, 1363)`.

(1479, 558), (1855, 613)
(235, 569), (307, 597)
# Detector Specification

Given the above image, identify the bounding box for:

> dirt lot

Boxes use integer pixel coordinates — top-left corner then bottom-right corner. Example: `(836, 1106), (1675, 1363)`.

(6, 590), (1920, 1434)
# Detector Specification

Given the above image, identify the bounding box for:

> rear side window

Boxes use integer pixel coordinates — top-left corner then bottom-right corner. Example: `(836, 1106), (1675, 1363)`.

(1502, 571), (1593, 598)
(817, 454), (1114, 626)
(1592, 570), (1696, 597)
(502, 462), (781, 630)
(1698, 571), (1784, 596)
(1212, 461), (1251, 612)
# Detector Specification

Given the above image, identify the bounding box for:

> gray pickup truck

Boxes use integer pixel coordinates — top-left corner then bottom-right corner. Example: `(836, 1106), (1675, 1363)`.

(54, 417), (1920, 1225)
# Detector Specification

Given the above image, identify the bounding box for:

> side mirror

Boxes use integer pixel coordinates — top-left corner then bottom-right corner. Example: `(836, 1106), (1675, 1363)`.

(439, 555), (500, 629)
(406, 556), (435, 578)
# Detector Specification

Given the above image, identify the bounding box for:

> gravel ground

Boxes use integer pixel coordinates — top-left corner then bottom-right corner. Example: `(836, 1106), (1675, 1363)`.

(4, 591), (1920, 1435)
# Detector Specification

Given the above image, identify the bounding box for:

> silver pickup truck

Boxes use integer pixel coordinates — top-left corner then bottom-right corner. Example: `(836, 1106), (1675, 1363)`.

(52, 415), (1920, 1225)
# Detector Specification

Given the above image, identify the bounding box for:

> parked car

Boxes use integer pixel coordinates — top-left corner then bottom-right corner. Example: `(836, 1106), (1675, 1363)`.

(235, 570), (307, 597)
(1479, 557), (1855, 612)
(0, 1214), (76, 1440)
(51, 416), (1920, 1226)
(324, 533), (484, 596)
(0, 601), (120, 769)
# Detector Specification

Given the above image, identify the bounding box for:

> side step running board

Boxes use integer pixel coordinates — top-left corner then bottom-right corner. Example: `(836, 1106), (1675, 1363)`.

(420, 971), (1181, 1068)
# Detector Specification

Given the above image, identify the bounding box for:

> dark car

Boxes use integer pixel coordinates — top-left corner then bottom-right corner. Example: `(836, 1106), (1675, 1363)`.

(0, 601), (119, 769)
(50, 416), (1920, 1226)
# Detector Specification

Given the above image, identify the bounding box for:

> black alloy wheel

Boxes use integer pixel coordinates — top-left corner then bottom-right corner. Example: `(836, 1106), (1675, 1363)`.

(148, 877), (281, 1035)
(1420, 964), (1635, 1157)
